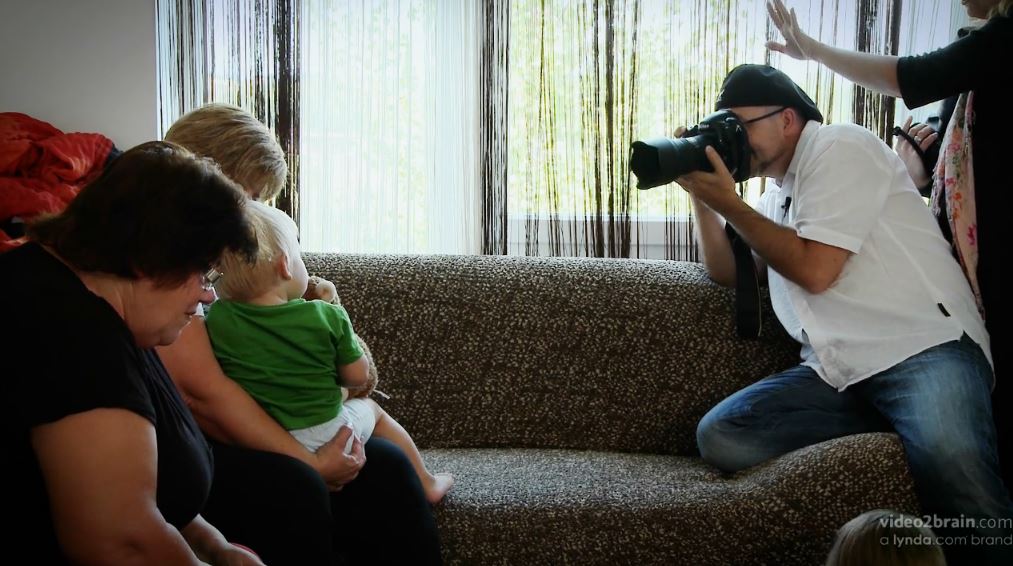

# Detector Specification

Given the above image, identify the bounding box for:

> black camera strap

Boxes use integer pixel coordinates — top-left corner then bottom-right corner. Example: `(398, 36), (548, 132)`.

(724, 223), (761, 338)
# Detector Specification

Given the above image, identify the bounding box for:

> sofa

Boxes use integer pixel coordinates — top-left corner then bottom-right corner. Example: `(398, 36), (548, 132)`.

(304, 252), (920, 565)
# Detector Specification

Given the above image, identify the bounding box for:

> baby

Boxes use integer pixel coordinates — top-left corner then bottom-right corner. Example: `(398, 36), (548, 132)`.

(205, 200), (453, 503)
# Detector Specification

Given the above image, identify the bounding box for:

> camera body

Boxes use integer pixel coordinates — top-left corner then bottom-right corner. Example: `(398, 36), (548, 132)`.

(629, 109), (752, 189)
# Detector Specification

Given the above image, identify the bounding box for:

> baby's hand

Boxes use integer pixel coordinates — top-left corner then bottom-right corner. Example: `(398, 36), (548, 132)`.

(305, 276), (340, 304)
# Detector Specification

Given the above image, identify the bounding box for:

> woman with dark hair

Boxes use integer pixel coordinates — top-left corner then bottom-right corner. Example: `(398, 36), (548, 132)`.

(1, 141), (263, 565)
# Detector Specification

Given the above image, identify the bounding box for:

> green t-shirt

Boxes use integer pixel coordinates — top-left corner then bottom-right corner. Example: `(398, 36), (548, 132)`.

(205, 299), (364, 430)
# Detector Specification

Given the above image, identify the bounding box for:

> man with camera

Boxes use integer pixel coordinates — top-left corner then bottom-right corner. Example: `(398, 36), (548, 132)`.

(653, 64), (1011, 563)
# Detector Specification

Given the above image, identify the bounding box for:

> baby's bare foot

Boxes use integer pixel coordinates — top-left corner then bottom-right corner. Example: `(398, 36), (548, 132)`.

(423, 473), (455, 504)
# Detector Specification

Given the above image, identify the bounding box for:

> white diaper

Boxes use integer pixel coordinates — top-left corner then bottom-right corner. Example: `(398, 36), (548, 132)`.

(289, 398), (377, 454)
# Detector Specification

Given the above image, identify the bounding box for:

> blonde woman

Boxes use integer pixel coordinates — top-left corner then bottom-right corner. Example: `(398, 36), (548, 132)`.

(159, 104), (442, 565)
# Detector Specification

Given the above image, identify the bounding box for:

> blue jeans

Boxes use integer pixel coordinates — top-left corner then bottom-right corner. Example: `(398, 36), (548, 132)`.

(697, 334), (1013, 564)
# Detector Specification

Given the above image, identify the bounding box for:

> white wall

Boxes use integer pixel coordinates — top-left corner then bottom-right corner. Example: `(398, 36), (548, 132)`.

(0, 0), (156, 149)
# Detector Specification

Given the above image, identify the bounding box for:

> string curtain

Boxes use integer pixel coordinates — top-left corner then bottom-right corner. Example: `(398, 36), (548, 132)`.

(156, 0), (300, 218)
(155, 0), (958, 258)
(485, 0), (953, 259)
(298, 0), (482, 254)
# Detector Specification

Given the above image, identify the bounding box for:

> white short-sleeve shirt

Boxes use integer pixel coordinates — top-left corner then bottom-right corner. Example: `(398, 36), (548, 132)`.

(759, 121), (991, 390)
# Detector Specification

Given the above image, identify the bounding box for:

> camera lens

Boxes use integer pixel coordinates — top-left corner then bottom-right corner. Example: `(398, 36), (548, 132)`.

(630, 110), (751, 189)
(630, 135), (714, 189)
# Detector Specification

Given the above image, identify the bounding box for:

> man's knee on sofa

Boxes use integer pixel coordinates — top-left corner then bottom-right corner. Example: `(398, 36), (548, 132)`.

(696, 410), (763, 474)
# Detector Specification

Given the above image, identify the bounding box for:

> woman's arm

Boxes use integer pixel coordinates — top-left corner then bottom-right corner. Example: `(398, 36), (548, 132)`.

(31, 408), (203, 565)
(766, 0), (900, 96)
(157, 318), (365, 486)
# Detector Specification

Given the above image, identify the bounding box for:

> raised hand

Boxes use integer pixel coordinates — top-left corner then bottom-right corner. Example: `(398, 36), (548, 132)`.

(765, 0), (814, 61)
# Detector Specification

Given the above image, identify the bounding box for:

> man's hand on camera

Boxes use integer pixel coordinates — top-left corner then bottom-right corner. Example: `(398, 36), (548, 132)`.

(675, 145), (741, 215)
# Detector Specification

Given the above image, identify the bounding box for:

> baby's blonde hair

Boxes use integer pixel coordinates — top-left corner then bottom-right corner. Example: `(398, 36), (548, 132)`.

(825, 510), (946, 566)
(215, 200), (300, 302)
(164, 103), (288, 202)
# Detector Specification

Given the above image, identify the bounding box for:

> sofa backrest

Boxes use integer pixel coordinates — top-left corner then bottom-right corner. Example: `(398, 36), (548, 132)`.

(305, 253), (798, 455)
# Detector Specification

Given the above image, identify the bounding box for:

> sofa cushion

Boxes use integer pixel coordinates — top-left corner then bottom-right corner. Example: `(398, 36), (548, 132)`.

(426, 433), (918, 565)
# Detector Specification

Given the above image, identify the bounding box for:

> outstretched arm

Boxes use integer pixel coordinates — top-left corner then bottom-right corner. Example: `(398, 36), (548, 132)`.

(766, 0), (900, 97)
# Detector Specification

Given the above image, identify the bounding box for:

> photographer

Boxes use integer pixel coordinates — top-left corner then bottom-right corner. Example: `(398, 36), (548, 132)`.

(767, 0), (1013, 492)
(667, 64), (1012, 564)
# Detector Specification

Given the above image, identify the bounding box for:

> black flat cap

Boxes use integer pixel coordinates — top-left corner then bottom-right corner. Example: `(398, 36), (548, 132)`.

(716, 64), (824, 123)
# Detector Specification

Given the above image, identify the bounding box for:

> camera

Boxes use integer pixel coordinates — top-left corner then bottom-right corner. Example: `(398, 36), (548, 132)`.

(629, 109), (752, 189)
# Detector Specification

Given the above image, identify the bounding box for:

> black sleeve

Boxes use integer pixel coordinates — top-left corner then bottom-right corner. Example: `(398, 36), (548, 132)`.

(11, 304), (155, 429)
(897, 15), (1013, 109)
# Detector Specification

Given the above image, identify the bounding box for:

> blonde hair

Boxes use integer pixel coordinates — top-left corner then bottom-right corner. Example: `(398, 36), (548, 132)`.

(825, 510), (946, 566)
(215, 200), (300, 301)
(992, 0), (1012, 17)
(164, 103), (288, 202)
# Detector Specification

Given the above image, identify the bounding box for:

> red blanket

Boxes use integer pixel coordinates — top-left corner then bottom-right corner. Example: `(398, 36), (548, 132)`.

(0, 112), (114, 252)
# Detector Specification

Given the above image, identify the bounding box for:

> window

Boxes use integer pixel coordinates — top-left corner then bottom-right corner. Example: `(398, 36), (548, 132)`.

(298, 0), (481, 254)
(157, 0), (962, 258)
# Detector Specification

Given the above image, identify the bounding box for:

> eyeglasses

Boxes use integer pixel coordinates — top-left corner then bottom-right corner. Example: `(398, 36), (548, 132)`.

(200, 268), (223, 292)
(742, 107), (788, 126)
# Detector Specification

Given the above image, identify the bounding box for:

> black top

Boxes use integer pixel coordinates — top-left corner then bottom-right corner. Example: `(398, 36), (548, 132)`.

(0, 243), (213, 563)
(897, 14), (1012, 335)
